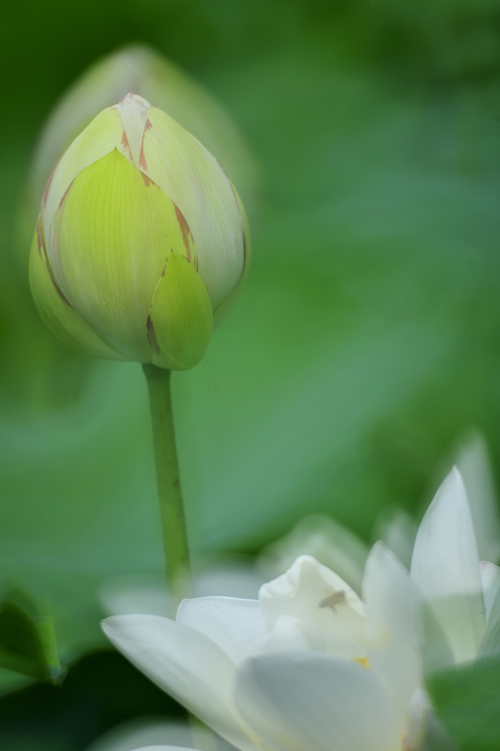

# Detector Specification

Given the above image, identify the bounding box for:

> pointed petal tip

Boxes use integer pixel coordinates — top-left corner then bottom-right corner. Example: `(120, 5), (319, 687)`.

(101, 614), (129, 638)
(288, 554), (322, 570)
(368, 539), (410, 573)
(113, 92), (151, 111)
(429, 466), (471, 519)
(451, 464), (466, 486)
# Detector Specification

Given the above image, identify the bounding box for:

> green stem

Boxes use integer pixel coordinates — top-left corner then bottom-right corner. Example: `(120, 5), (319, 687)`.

(143, 364), (191, 604)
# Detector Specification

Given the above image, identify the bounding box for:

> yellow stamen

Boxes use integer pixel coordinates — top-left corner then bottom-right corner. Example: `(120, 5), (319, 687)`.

(351, 656), (371, 669)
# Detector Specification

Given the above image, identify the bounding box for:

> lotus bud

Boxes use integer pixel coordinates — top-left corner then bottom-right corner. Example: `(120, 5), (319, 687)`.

(24, 45), (258, 235)
(29, 94), (249, 370)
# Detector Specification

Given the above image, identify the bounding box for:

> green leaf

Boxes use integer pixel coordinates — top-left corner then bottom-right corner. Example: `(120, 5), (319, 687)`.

(0, 590), (63, 683)
(427, 657), (500, 751)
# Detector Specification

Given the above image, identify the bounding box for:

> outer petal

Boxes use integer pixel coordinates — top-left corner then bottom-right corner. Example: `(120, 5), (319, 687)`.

(480, 561), (500, 621)
(148, 250), (213, 370)
(475, 561), (500, 657)
(176, 597), (266, 662)
(102, 615), (255, 751)
(43, 107), (122, 247)
(478, 584), (500, 657)
(419, 600), (456, 675)
(26, 46), (258, 232)
(456, 432), (500, 564)
(259, 555), (366, 658)
(240, 615), (310, 660)
(363, 543), (423, 736)
(140, 105), (245, 311)
(212, 186), (250, 328)
(29, 221), (125, 360)
(234, 651), (400, 751)
(89, 717), (237, 751)
(411, 468), (485, 664)
(52, 150), (192, 361)
(404, 689), (432, 751)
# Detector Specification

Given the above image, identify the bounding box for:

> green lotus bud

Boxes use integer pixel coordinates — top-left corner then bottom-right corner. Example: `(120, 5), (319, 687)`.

(24, 45), (258, 234)
(29, 94), (250, 370)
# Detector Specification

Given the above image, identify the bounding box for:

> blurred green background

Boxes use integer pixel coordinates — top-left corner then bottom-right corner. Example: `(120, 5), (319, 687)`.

(2, 0), (500, 748)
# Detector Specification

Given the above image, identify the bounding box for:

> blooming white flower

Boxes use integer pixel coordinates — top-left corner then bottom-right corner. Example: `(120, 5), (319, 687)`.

(261, 435), (500, 611)
(410, 467), (500, 670)
(103, 546), (426, 751)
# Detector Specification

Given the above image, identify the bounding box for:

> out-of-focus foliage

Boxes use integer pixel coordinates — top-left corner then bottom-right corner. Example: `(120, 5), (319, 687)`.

(0, 588), (62, 683)
(2, 1), (500, 746)
(0, 651), (186, 751)
(428, 656), (500, 751)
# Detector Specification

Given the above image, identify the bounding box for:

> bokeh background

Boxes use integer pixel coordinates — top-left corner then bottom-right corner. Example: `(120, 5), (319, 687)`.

(1, 0), (500, 748)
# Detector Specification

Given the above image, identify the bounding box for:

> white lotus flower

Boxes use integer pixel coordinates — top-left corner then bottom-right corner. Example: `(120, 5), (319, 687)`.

(103, 546), (427, 751)
(410, 467), (500, 670)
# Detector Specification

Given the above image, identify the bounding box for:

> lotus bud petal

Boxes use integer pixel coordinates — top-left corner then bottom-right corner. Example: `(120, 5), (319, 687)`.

(29, 94), (249, 370)
(147, 250), (213, 371)
(23, 45), (258, 236)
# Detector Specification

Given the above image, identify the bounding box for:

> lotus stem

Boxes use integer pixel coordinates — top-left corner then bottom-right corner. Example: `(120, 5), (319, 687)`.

(143, 364), (191, 607)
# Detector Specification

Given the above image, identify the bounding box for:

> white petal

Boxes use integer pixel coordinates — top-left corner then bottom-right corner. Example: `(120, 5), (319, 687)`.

(240, 615), (310, 660)
(113, 93), (151, 168)
(102, 615), (253, 751)
(411, 468), (485, 664)
(478, 573), (500, 657)
(129, 748), (196, 751)
(404, 689), (432, 751)
(363, 543), (423, 734)
(176, 597), (266, 661)
(259, 555), (366, 657)
(480, 561), (500, 621)
(234, 651), (400, 751)
(456, 432), (500, 564)
(88, 719), (237, 751)
(141, 106), (245, 310)
(420, 600), (456, 674)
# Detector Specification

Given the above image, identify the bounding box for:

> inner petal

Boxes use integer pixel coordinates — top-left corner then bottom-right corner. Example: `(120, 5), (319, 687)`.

(259, 555), (367, 658)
